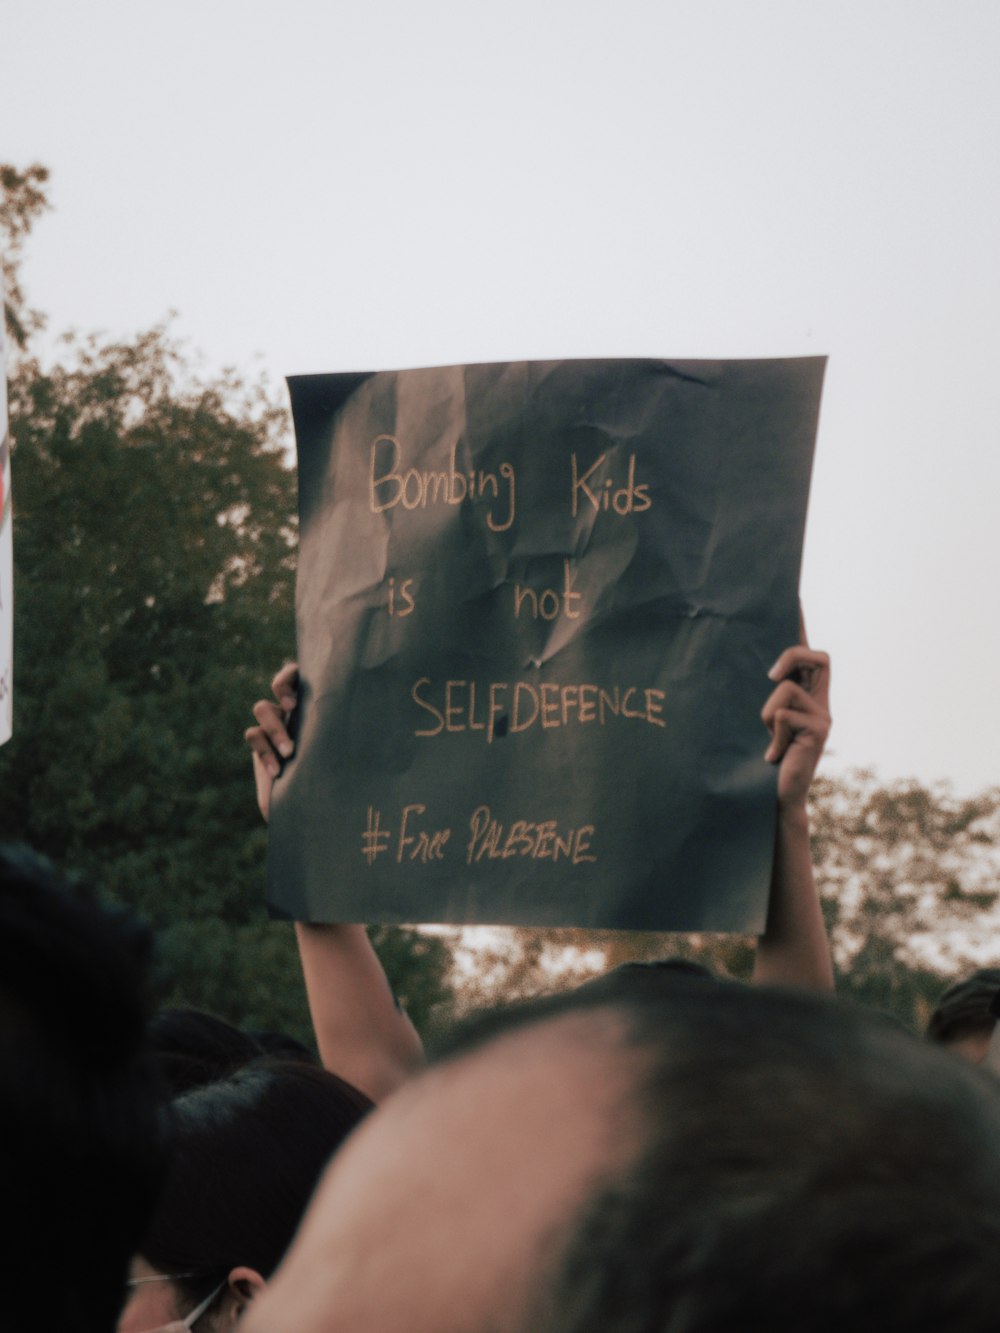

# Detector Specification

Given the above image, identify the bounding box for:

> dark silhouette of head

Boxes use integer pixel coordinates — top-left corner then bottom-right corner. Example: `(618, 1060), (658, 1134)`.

(147, 1008), (319, 1099)
(120, 1058), (372, 1330)
(244, 970), (1000, 1333)
(147, 1007), (271, 1096)
(926, 967), (1000, 1063)
(0, 844), (166, 1333)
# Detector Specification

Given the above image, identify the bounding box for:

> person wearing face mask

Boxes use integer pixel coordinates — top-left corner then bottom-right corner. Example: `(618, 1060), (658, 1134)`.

(118, 1058), (372, 1333)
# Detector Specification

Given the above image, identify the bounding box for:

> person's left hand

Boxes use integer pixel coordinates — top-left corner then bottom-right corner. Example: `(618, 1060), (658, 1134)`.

(244, 661), (299, 821)
(761, 644), (831, 810)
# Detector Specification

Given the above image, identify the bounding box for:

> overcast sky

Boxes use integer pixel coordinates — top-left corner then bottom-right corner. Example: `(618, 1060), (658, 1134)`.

(6, 0), (1000, 793)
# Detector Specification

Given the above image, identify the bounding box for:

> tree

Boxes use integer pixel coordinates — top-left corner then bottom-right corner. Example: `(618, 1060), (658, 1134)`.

(810, 770), (1000, 1026)
(1, 162), (49, 351)
(0, 164), (456, 1040)
(5, 325), (297, 922)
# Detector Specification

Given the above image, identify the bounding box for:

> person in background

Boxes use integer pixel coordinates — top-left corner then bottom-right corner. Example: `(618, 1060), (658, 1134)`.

(925, 967), (1000, 1064)
(0, 843), (166, 1333)
(752, 638), (833, 989)
(246, 662), (426, 1103)
(147, 1007), (276, 1098)
(118, 1058), (372, 1333)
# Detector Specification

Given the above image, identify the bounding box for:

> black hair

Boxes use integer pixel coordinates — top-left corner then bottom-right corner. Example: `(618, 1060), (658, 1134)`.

(148, 1007), (270, 1096)
(0, 843), (166, 1333)
(926, 968), (1000, 1045)
(148, 1008), (319, 1099)
(247, 1027), (318, 1065)
(444, 972), (1000, 1333)
(140, 1058), (373, 1311)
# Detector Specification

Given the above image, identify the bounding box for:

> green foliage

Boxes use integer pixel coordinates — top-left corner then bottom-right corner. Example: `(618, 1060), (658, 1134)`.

(149, 920), (456, 1049)
(1, 162), (50, 350)
(810, 770), (1000, 1028)
(4, 326), (298, 922)
(0, 163), (458, 1040)
(159, 918), (313, 1046)
(1, 321), (461, 1035)
(368, 925), (455, 1034)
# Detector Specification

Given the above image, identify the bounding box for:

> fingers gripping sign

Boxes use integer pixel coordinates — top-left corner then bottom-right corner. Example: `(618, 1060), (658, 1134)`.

(762, 644), (831, 811)
(244, 662), (300, 821)
(242, 659), (427, 1095)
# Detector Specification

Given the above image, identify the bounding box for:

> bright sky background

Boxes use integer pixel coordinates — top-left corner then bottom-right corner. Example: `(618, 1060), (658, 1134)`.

(6, 0), (1000, 794)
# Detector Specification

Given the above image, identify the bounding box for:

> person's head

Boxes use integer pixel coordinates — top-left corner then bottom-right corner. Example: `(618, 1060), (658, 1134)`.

(147, 1009), (319, 1100)
(146, 1008), (268, 1097)
(926, 967), (1000, 1063)
(243, 971), (1000, 1333)
(118, 1058), (372, 1332)
(0, 843), (166, 1333)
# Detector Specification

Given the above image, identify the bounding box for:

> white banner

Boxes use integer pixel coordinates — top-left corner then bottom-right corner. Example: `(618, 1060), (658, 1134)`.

(0, 280), (12, 745)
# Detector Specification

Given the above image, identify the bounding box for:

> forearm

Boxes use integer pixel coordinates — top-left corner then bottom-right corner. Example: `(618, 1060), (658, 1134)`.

(247, 668), (425, 1099)
(753, 804), (834, 991)
(295, 921), (425, 1102)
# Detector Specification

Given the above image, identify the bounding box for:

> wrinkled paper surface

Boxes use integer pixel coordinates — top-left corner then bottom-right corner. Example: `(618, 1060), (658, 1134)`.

(269, 358), (824, 929)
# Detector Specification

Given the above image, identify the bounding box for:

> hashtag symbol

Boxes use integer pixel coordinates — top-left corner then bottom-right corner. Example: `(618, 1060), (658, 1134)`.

(361, 806), (392, 866)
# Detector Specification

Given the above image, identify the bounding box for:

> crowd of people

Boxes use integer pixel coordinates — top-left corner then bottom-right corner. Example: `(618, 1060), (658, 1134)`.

(4, 639), (1000, 1332)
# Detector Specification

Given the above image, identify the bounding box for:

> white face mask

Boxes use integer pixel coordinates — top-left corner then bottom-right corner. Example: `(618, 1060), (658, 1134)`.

(125, 1276), (226, 1333)
(173, 1282), (227, 1330)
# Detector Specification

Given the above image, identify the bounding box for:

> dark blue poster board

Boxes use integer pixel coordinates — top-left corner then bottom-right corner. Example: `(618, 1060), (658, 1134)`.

(268, 358), (825, 930)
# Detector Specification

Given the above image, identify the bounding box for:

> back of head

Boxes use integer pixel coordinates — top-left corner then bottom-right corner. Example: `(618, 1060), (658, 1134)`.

(926, 967), (1000, 1047)
(237, 973), (1000, 1333)
(532, 974), (1000, 1333)
(0, 844), (166, 1333)
(147, 1010), (319, 1098)
(147, 1007), (268, 1096)
(139, 1058), (373, 1312)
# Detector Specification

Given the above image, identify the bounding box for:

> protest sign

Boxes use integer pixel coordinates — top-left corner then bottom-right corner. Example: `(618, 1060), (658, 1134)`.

(268, 358), (825, 930)
(0, 291), (11, 746)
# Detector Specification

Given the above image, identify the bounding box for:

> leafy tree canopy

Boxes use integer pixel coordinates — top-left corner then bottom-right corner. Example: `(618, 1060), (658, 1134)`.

(0, 165), (455, 1043)
(6, 324), (297, 922)
(1, 162), (49, 350)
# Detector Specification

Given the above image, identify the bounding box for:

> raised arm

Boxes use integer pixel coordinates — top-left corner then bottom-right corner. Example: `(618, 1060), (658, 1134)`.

(246, 665), (425, 1101)
(752, 640), (834, 990)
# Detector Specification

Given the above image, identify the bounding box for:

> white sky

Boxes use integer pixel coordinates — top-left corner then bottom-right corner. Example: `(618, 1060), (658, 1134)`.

(5, 0), (1000, 793)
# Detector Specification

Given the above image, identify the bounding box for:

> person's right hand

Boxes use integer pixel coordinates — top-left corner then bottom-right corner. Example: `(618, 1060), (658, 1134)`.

(244, 662), (299, 821)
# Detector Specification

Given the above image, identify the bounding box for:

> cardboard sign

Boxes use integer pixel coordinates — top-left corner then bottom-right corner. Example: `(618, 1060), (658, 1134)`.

(268, 358), (825, 930)
(0, 293), (12, 746)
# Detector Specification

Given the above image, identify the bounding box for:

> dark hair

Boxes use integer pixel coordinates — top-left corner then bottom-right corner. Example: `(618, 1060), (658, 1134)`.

(148, 1009), (319, 1098)
(446, 972), (1000, 1333)
(0, 844), (166, 1333)
(926, 968), (1000, 1045)
(140, 1058), (373, 1309)
(247, 1027), (318, 1065)
(148, 1008), (270, 1096)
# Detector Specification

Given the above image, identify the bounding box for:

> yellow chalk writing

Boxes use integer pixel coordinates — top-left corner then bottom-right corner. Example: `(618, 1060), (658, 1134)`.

(369, 434), (515, 532)
(411, 676), (665, 743)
